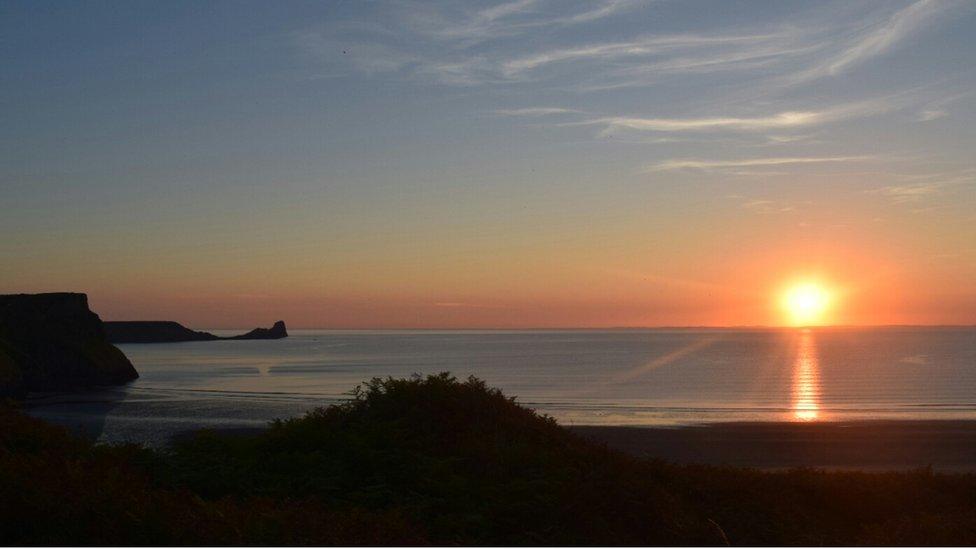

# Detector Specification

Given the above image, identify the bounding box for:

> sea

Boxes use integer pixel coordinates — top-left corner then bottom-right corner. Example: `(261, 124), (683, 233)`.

(26, 327), (976, 446)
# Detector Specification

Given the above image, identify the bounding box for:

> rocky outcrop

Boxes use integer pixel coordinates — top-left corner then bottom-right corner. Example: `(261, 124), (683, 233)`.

(226, 321), (288, 340)
(0, 293), (139, 397)
(103, 321), (219, 343)
(104, 320), (288, 343)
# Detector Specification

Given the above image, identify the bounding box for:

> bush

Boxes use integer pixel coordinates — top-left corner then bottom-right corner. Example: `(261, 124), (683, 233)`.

(2, 373), (976, 545)
(165, 374), (712, 544)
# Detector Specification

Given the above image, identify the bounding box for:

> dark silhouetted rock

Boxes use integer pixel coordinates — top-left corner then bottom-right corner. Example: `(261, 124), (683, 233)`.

(104, 321), (219, 343)
(104, 320), (288, 343)
(227, 320), (288, 340)
(0, 293), (139, 397)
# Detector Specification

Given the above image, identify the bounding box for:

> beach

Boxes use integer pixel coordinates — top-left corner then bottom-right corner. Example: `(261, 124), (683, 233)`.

(573, 421), (976, 471)
(197, 420), (976, 472)
(15, 375), (976, 545)
(24, 328), (976, 467)
(28, 390), (976, 471)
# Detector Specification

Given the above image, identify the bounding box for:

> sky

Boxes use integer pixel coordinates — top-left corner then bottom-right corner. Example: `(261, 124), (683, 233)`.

(2, 0), (975, 328)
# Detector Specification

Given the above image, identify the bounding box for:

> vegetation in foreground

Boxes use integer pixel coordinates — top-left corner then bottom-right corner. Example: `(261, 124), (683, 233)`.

(2, 373), (976, 545)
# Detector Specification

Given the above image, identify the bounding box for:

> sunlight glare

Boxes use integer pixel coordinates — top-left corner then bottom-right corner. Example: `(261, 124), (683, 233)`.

(791, 329), (822, 421)
(782, 282), (831, 326)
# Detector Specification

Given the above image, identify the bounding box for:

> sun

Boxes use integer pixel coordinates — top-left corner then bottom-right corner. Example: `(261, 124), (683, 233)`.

(781, 282), (831, 326)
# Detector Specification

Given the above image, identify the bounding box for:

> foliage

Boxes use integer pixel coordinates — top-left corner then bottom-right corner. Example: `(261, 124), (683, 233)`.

(2, 373), (976, 545)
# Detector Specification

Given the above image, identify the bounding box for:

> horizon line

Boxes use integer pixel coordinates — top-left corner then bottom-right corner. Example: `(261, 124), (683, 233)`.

(187, 323), (976, 331)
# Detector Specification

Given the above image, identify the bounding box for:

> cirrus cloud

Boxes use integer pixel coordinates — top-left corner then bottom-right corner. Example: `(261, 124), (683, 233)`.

(646, 156), (872, 172)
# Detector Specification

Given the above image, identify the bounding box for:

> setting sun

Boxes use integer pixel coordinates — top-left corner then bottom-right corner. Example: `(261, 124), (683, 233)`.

(782, 282), (831, 326)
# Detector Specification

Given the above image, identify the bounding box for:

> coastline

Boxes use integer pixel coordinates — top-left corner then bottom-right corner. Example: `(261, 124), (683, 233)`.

(15, 376), (976, 545)
(25, 388), (976, 471)
(571, 420), (976, 471)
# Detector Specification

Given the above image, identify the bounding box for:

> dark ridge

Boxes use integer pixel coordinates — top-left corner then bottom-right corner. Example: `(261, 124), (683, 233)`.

(104, 320), (287, 344)
(103, 321), (220, 343)
(226, 320), (288, 340)
(0, 293), (138, 397)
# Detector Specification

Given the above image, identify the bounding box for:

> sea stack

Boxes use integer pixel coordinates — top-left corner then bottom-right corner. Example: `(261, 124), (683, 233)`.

(0, 293), (138, 397)
(228, 320), (288, 340)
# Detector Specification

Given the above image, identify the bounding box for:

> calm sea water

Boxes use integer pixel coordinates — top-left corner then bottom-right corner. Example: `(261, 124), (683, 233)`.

(27, 327), (976, 445)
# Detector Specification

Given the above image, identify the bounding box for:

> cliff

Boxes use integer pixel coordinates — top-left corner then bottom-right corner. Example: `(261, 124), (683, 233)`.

(0, 293), (139, 397)
(104, 320), (288, 343)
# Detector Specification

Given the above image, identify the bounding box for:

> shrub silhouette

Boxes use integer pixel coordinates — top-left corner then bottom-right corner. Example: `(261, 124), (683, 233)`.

(0, 405), (422, 545)
(2, 373), (976, 545)
(166, 373), (713, 544)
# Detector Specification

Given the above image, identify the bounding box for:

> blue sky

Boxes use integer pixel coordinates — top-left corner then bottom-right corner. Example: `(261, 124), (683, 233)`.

(2, 1), (975, 327)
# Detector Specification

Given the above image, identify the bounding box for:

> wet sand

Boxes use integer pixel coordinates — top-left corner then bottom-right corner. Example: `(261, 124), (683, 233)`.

(571, 421), (976, 471)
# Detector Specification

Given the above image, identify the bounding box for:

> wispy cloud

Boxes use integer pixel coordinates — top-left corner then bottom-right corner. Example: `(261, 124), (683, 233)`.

(870, 182), (945, 203)
(554, 0), (641, 25)
(761, 134), (820, 145)
(493, 107), (579, 116)
(784, 0), (963, 85)
(572, 39), (825, 91)
(298, 1), (965, 92)
(297, 1), (646, 85)
(579, 99), (894, 136)
(596, 111), (823, 133)
(293, 1), (974, 183)
(647, 156), (871, 172)
(499, 33), (778, 77)
(868, 168), (976, 203)
(915, 90), (974, 121)
(917, 109), (948, 121)
(742, 198), (803, 213)
(582, 1), (967, 92)
(404, 0), (639, 44)
(409, 0), (541, 42)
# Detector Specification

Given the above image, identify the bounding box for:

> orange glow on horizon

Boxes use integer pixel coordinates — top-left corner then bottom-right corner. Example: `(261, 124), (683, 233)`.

(32, 236), (972, 329)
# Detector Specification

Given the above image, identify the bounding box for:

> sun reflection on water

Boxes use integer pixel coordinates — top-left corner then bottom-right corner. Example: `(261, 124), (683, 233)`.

(791, 329), (822, 421)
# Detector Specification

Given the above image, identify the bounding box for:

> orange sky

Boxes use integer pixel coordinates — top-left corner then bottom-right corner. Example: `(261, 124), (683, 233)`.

(3, 2), (975, 329)
(5, 186), (974, 328)
(56, 230), (973, 329)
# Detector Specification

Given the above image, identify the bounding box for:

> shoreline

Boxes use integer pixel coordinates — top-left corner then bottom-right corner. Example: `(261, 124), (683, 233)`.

(571, 420), (976, 471)
(175, 419), (976, 472)
(25, 390), (976, 471)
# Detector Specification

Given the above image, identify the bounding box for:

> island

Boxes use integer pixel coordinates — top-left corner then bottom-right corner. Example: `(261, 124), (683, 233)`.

(0, 293), (139, 397)
(104, 320), (287, 343)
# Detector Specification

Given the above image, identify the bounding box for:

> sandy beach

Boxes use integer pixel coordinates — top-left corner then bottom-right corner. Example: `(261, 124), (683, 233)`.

(28, 390), (976, 472)
(187, 421), (976, 472)
(571, 421), (976, 471)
